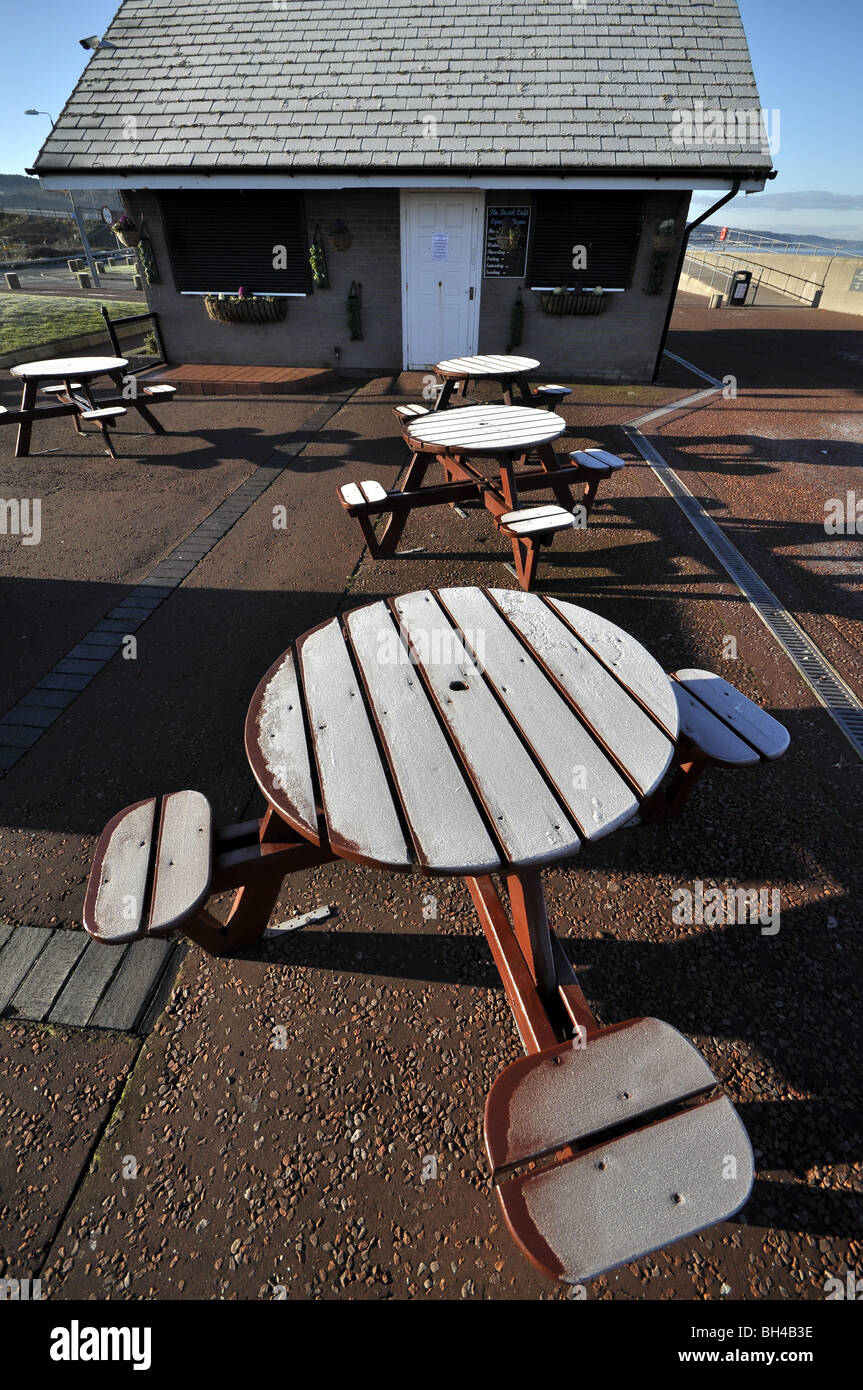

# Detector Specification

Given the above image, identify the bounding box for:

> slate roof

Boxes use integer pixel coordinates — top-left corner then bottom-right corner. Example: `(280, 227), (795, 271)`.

(31, 0), (773, 176)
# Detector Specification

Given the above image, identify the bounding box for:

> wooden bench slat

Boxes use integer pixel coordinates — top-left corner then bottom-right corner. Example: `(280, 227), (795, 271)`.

(492, 593), (675, 797)
(485, 1017), (717, 1171)
(299, 619), (412, 869)
(339, 482), (365, 508)
(253, 650), (319, 840)
(393, 591), (579, 867)
(672, 683), (761, 767)
(344, 602), (501, 873)
(359, 479), (387, 503)
(149, 790), (213, 935)
(673, 670), (790, 759)
(496, 1095), (752, 1284)
(80, 407), (127, 420)
(573, 448), (626, 471)
(92, 798), (156, 942)
(439, 588), (637, 840)
(544, 597), (679, 739)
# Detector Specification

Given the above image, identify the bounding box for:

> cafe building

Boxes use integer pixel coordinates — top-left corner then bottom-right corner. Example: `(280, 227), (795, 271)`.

(31, 0), (772, 381)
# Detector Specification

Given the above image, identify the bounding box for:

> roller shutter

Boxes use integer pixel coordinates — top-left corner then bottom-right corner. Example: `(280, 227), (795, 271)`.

(159, 190), (311, 294)
(528, 193), (643, 290)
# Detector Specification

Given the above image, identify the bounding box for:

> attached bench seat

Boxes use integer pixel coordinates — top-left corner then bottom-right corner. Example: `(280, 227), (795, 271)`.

(531, 384), (572, 409)
(338, 478), (389, 513)
(499, 503), (577, 538)
(141, 383), (177, 397)
(393, 403), (429, 424)
(644, 669), (790, 821)
(485, 1016), (753, 1283)
(84, 790), (213, 945)
(671, 669), (790, 764)
(79, 406), (127, 422)
(566, 448), (626, 517)
(498, 503), (579, 591)
(41, 382), (82, 395)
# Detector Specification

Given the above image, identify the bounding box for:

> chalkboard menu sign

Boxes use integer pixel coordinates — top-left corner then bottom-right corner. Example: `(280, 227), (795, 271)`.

(484, 205), (531, 278)
(849, 266), (863, 293)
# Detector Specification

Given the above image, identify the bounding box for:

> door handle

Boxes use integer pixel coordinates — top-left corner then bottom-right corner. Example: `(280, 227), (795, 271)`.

(468, 287), (475, 300)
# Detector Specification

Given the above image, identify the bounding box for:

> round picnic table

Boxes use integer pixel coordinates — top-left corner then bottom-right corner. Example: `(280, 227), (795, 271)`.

(407, 402), (565, 458)
(10, 354), (129, 382)
(8, 354), (165, 457)
(245, 586), (678, 938)
(433, 353), (540, 409)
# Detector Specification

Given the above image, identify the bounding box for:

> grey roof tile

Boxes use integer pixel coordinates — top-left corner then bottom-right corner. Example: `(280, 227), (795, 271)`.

(33, 0), (772, 175)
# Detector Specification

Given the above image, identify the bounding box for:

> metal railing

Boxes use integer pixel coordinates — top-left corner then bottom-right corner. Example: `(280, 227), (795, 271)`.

(681, 249), (820, 305)
(690, 227), (857, 258)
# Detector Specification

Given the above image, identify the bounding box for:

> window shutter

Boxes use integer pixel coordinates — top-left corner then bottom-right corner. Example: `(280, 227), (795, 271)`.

(528, 193), (643, 290)
(159, 191), (312, 294)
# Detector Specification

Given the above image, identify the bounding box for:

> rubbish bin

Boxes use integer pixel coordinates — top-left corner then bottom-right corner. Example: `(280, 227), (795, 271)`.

(728, 270), (752, 307)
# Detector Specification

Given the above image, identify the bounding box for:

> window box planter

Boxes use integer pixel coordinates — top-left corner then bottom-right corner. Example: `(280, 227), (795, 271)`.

(538, 290), (611, 317)
(204, 294), (288, 325)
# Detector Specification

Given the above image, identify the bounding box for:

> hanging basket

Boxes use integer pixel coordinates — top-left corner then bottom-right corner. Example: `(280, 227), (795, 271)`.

(539, 291), (610, 317)
(204, 294), (288, 325)
(112, 219), (142, 249)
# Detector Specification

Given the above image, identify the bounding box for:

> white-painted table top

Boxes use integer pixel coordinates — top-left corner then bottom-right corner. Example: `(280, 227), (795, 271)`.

(436, 354), (540, 378)
(407, 404), (565, 454)
(11, 356), (128, 380)
(245, 588), (678, 875)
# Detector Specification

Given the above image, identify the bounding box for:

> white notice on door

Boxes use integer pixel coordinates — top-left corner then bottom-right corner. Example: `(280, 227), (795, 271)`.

(431, 232), (449, 261)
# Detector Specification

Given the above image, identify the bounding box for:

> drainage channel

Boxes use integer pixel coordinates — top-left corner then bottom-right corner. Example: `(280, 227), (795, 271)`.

(625, 399), (863, 762)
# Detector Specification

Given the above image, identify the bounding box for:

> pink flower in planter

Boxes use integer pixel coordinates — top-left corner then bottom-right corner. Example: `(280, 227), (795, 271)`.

(237, 286), (247, 298)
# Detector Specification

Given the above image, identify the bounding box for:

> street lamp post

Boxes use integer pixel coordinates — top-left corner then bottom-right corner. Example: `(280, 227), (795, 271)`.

(24, 108), (101, 288)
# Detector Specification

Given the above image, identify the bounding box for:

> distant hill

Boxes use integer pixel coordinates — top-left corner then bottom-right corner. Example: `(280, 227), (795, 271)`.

(0, 173), (122, 216)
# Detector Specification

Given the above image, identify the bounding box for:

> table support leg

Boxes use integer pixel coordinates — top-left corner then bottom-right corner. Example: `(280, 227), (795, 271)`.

(111, 370), (166, 435)
(376, 451), (432, 555)
(14, 380), (37, 458)
(536, 441), (579, 510)
(466, 875), (559, 1054)
(505, 870), (557, 995)
(433, 378), (455, 411)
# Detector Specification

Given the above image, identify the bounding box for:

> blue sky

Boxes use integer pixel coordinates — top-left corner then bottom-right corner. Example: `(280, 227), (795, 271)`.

(0, 0), (860, 240)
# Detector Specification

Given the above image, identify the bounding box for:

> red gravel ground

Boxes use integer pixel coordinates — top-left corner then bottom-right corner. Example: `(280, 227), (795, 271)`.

(0, 301), (861, 1301)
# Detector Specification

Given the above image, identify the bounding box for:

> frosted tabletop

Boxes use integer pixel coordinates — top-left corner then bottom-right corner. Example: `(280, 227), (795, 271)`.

(11, 356), (128, 380)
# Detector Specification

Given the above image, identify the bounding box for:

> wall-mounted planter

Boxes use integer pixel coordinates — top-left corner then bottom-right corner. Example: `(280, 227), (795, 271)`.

(204, 295), (288, 324)
(328, 220), (353, 252)
(539, 291), (610, 317)
(112, 217), (142, 248)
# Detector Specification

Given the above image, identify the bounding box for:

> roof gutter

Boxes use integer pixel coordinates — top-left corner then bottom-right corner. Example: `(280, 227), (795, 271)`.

(651, 179), (743, 382)
(28, 168), (772, 194)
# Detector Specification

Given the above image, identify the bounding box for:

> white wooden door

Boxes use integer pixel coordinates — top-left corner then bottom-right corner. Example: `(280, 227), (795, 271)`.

(401, 192), (482, 369)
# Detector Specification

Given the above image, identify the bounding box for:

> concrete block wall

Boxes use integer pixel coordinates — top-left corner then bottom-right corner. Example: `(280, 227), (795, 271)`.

(477, 190), (691, 382)
(125, 185), (692, 378)
(123, 188), (402, 370)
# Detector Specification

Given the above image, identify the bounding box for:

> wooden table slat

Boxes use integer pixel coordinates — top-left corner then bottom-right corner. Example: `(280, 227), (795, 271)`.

(545, 597), (680, 739)
(491, 592), (674, 798)
(253, 651), (319, 839)
(439, 589), (638, 839)
(299, 620), (412, 868)
(393, 591), (579, 867)
(345, 602), (501, 873)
